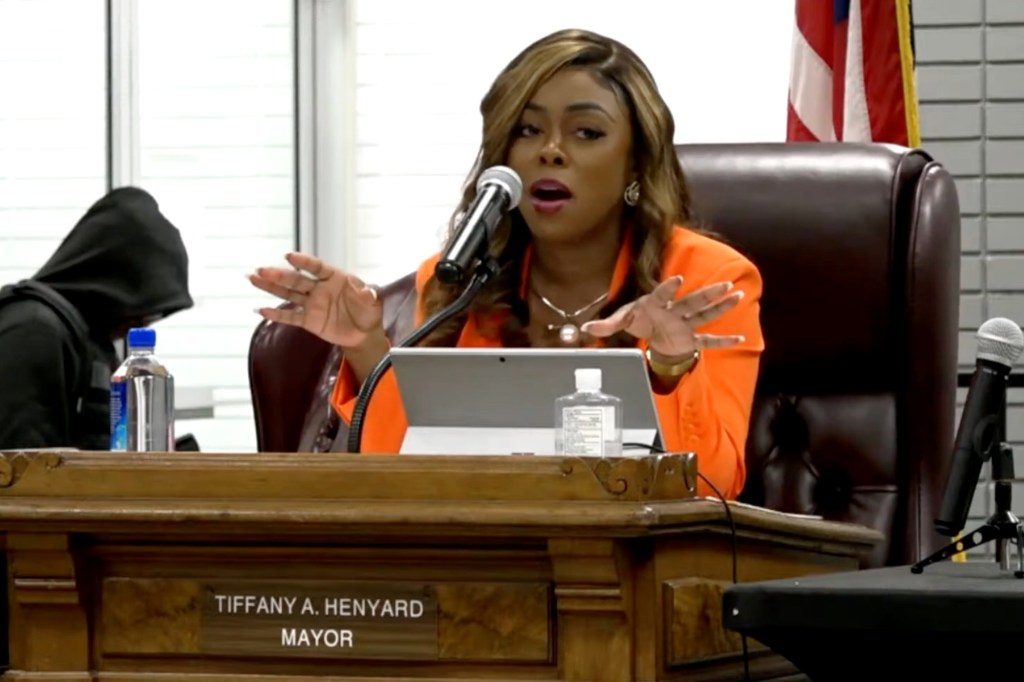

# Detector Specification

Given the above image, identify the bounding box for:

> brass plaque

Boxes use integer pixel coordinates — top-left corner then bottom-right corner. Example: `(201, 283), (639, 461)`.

(200, 581), (437, 659)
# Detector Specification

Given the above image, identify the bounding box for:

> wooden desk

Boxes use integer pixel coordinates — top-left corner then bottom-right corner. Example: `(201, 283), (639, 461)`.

(0, 450), (881, 681)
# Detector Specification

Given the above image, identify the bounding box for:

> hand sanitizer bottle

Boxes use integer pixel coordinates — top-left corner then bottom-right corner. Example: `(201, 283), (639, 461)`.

(555, 368), (623, 456)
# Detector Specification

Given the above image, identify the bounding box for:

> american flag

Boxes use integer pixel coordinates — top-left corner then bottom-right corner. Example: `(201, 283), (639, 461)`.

(787, 0), (920, 146)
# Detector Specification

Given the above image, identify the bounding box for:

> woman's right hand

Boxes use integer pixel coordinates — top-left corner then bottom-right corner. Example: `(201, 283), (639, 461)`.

(248, 252), (384, 350)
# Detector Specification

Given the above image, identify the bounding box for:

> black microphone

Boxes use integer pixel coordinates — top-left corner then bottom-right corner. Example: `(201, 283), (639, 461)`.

(434, 165), (522, 285)
(935, 317), (1024, 537)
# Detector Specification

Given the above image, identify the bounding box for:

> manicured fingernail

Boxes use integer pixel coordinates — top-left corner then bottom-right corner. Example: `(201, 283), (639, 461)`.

(738, 335), (746, 343)
(725, 282), (734, 291)
(365, 286), (378, 301)
(735, 290), (745, 299)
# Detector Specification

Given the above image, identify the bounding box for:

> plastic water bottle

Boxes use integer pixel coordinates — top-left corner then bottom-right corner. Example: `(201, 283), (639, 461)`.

(110, 327), (175, 452)
(554, 368), (623, 456)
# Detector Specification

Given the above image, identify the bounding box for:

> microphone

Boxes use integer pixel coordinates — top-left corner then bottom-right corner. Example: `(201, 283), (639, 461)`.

(935, 317), (1024, 537)
(434, 166), (522, 285)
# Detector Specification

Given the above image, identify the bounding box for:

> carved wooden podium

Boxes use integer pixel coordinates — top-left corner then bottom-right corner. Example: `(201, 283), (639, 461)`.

(0, 450), (880, 681)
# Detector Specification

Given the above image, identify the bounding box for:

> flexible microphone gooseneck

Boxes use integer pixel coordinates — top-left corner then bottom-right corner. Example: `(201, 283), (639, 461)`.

(346, 166), (522, 454)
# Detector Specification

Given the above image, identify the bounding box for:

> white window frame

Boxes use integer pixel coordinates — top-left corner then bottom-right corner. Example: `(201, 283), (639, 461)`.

(106, 0), (140, 189)
(296, 0), (358, 268)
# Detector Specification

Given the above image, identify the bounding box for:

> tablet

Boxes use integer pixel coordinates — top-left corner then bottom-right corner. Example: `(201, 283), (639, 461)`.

(388, 346), (664, 456)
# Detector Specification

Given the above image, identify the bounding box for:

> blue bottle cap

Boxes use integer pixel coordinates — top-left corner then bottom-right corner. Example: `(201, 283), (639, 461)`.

(127, 327), (156, 349)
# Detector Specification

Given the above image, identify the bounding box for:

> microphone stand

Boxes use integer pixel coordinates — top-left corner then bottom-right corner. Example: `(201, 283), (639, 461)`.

(346, 256), (500, 454)
(911, 439), (1024, 577)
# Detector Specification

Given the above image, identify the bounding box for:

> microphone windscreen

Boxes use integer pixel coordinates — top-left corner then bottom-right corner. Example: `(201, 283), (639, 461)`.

(977, 317), (1024, 367)
(477, 165), (523, 206)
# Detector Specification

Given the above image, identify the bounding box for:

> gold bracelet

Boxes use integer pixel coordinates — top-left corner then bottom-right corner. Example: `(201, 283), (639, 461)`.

(646, 347), (700, 377)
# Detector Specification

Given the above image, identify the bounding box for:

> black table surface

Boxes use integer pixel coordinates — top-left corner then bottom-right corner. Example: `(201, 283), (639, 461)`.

(724, 560), (1024, 635)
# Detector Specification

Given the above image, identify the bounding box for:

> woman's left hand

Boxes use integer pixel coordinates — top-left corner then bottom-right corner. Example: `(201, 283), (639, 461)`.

(580, 275), (746, 360)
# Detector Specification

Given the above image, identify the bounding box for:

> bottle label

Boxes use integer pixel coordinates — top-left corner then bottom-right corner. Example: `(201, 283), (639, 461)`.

(110, 381), (128, 451)
(561, 405), (615, 456)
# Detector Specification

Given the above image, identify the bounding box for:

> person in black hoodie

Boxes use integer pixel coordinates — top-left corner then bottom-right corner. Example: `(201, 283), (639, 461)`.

(0, 186), (193, 451)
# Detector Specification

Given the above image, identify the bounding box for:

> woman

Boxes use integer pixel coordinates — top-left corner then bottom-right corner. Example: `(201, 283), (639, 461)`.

(249, 29), (763, 499)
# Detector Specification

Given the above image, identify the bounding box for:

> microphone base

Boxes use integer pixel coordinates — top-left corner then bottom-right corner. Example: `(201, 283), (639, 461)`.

(913, 443), (1024, 577)
(910, 515), (1024, 578)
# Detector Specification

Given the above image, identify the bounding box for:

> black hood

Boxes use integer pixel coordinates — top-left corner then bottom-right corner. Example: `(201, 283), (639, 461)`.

(33, 187), (193, 332)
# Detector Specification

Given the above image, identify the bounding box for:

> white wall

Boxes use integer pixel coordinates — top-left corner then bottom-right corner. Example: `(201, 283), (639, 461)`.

(348, 0), (794, 286)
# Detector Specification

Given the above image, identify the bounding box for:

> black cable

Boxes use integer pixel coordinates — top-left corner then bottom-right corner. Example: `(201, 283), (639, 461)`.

(346, 257), (499, 454)
(623, 442), (750, 681)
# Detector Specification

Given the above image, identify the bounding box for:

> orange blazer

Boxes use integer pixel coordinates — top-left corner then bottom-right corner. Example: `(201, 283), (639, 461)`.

(331, 226), (764, 499)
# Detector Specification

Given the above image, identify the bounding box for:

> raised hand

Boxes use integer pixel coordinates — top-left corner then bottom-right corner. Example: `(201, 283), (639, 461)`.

(581, 275), (745, 359)
(248, 252), (383, 350)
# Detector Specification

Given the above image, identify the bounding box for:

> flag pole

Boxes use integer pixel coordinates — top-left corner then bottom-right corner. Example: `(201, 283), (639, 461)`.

(895, 0), (921, 147)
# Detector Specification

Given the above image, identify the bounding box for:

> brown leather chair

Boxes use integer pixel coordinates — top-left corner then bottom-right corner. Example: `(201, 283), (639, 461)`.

(248, 142), (961, 567)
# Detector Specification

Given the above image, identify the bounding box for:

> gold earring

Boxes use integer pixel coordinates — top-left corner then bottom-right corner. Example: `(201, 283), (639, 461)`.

(624, 181), (640, 206)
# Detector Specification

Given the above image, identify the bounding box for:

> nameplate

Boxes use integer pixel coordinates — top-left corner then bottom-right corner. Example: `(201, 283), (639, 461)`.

(200, 581), (438, 659)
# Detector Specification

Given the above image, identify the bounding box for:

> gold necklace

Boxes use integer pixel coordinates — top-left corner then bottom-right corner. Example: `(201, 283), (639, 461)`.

(531, 288), (608, 345)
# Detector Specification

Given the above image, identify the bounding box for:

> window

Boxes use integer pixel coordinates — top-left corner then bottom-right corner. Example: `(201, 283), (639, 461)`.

(0, 0), (107, 284)
(133, 0), (296, 452)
